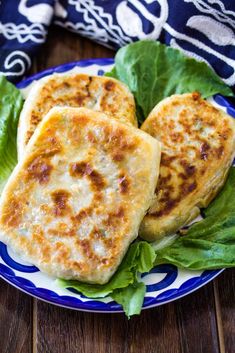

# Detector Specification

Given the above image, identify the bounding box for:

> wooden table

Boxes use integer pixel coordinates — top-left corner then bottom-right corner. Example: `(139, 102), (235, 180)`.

(0, 27), (234, 353)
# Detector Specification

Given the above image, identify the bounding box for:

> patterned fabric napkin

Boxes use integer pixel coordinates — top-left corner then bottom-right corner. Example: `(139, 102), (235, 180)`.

(0, 0), (235, 90)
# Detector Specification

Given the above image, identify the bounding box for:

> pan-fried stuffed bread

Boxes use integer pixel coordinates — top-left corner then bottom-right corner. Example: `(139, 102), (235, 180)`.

(17, 73), (137, 159)
(0, 107), (161, 284)
(140, 92), (235, 241)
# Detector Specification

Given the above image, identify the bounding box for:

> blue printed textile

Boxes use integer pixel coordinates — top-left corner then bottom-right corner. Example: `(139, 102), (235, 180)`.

(0, 0), (235, 90)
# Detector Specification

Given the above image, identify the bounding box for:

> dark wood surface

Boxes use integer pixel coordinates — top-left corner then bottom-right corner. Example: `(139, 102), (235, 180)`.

(0, 26), (234, 353)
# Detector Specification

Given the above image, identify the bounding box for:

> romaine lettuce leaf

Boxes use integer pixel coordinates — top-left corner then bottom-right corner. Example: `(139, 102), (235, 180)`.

(154, 168), (235, 270)
(111, 281), (146, 318)
(0, 75), (23, 192)
(107, 40), (233, 123)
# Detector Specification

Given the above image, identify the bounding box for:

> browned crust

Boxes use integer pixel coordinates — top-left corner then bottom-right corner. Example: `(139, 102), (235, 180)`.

(21, 74), (137, 149)
(140, 93), (235, 240)
(1, 107), (160, 283)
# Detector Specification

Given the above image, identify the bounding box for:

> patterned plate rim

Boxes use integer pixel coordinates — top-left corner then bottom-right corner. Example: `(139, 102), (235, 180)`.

(0, 261), (224, 313)
(0, 57), (231, 313)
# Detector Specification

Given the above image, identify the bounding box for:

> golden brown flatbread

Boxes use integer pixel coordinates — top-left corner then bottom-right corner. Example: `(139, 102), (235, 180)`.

(17, 73), (137, 159)
(140, 92), (235, 241)
(0, 107), (161, 283)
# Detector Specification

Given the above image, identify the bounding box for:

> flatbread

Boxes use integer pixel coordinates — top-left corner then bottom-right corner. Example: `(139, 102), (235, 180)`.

(17, 73), (137, 159)
(140, 92), (235, 241)
(0, 107), (160, 284)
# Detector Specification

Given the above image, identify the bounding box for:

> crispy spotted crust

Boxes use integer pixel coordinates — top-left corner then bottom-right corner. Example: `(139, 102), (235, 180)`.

(17, 73), (137, 159)
(140, 92), (235, 241)
(0, 107), (161, 284)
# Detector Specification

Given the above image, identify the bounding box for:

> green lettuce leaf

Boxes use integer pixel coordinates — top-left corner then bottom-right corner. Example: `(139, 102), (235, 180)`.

(154, 168), (235, 270)
(0, 75), (23, 192)
(57, 241), (155, 316)
(106, 40), (233, 123)
(111, 281), (146, 318)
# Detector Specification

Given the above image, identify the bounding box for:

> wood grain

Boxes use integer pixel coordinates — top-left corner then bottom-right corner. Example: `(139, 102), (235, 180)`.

(36, 283), (221, 353)
(0, 279), (32, 353)
(36, 300), (182, 353)
(176, 282), (220, 353)
(215, 269), (235, 353)
(30, 26), (114, 74)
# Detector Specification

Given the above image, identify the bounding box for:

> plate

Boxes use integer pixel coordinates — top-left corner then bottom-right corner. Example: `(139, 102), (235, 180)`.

(1, 58), (234, 313)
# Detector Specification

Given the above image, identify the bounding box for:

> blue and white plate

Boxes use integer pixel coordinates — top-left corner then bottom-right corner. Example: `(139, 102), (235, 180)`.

(1, 58), (234, 313)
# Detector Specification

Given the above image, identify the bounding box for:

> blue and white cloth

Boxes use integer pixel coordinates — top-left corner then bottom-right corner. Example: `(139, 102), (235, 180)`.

(0, 1), (235, 90)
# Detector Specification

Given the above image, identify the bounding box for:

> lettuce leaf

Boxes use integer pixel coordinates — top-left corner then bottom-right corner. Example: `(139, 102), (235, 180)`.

(57, 241), (155, 316)
(111, 281), (146, 318)
(106, 40), (233, 123)
(154, 168), (235, 270)
(0, 75), (23, 192)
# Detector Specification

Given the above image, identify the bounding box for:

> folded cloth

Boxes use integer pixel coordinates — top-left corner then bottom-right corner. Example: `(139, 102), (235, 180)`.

(0, 0), (235, 91)
(0, 0), (54, 82)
